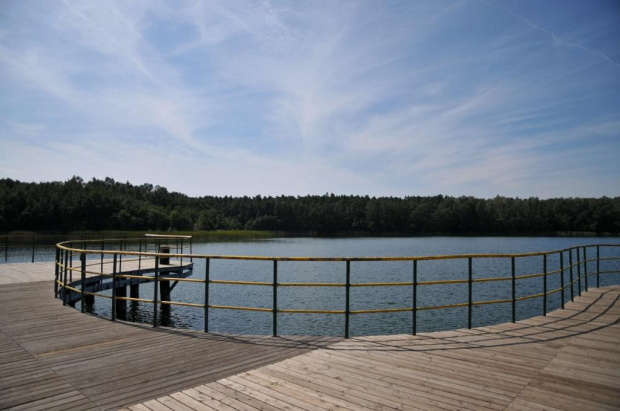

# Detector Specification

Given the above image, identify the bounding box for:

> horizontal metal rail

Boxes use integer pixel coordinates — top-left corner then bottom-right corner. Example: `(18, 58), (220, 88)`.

(54, 241), (620, 260)
(54, 240), (620, 337)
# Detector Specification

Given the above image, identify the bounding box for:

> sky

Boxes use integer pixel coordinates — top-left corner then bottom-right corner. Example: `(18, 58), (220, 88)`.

(1, 0), (619, 199)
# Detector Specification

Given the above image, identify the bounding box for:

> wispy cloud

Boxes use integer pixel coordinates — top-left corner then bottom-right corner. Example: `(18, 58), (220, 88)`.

(483, 0), (620, 68)
(0, 0), (618, 197)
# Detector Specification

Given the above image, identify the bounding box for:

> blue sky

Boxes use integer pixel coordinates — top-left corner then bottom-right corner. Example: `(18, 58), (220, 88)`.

(1, 0), (619, 198)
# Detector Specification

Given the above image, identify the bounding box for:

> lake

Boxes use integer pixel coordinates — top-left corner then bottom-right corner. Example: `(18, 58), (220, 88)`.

(7, 236), (620, 336)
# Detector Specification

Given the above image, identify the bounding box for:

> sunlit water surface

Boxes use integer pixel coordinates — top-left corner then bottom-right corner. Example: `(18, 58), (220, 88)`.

(8, 237), (619, 336)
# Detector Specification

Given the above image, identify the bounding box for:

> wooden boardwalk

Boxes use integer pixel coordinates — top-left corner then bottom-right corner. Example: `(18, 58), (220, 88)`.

(0, 261), (58, 284)
(1, 262), (619, 410)
(126, 286), (620, 411)
(0, 264), (338, 410)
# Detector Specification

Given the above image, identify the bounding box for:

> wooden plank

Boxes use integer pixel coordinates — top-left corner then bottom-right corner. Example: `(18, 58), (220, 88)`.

(169, 392), (218, 411)
(256, 365), (395, 410)
(515, 384), (620, 411)
(289, 352), (513, 408)
(154, 396), (196, 411)
(280, 353), (508, 410)
(269, 360), (427, 410)
(6, 391), (90, 411)
(310, 348), (530, 390)
(199, 382), (282, 411)
(505, 397), (565, 411)
(248, 368), (368, 410)
(235, 372), (342, 411)
(529, 377), (620, 407)
(128, 284), (619, 410)
(180, 388), (240, 411)
(0, 272), (337, 410)
(141, 399), (173, 411)
(2, 262), (619, 411)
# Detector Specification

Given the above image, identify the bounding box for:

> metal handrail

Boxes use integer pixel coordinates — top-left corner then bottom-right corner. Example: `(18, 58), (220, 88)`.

(54, 240), (620, 338)
(2, 233), (194, 263)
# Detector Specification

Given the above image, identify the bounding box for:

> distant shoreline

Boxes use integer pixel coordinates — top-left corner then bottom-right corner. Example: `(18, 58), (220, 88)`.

(1, 229), (618, 243)
(3, 178), (619, 236)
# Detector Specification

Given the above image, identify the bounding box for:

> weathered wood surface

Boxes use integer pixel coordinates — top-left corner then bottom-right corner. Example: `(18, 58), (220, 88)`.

(0, 263), (339, 410)
(0, 262), (57, 284)
(127, 285), (620, 411)
(1, 262), (619, 410)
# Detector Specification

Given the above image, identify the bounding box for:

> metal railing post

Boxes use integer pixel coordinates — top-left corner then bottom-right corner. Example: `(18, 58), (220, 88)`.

(583, 247), (588, 291)
(345, 260), (351, 338)
(175, 239), (179, 265)
(511, 257), (516, 323)
(273, 260), (278, 337)
(119, 241), (123, 273)
(596, 245), (600, 288)
(63, 249), (68, 306)
(204, 258), (210, 333)
(559, 251), (564, 309)
(153, 258), (159, 327)
(543, 254), (547, 316)
(111, 254), (117, 321)
(576, 247), (582, 296)
(180, 239), (184, 267)
(138, 238), (142, 271)
(100, 238), (104, 273)
(5, 235), (8, 262)
(81, 253), (86, 313)
(69, 250), (73, 282)
(190, 238), (193, 262)
(54, 247), (60, 298)
(31, 235), (35, 263)
(468, 257), (473, 329)
(412, 260), (417, 335)
(569, 248), (574, 301)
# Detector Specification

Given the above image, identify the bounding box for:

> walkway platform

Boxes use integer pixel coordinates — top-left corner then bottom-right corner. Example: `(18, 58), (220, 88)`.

(126, 286), (620, 411)
(1, 262), (618, 410)
(0, 264), (338, 410)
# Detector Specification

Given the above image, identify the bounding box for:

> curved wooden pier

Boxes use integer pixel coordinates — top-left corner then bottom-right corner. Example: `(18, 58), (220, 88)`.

(1, 262), (618, 410)
(124, 284), (620, 411)
(0, 263), (338, 410)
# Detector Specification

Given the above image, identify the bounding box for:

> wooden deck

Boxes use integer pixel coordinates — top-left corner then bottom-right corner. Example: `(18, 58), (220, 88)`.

(1, 262), (619, 410)
(0, 261), (58, 284)
(0, 264), (339, 410)
(126, 285), (620, 411)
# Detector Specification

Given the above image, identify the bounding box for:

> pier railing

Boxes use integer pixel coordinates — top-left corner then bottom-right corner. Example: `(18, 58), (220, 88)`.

(55, 240), (620, 338)
(2, 234), (105, 263)
(2, 234), (194, 263)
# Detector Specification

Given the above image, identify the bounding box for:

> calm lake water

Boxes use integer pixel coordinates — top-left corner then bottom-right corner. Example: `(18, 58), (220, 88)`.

(7, 237), (620, 336)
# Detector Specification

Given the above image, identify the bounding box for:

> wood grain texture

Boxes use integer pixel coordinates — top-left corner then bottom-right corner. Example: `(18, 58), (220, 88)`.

(132, 285), (620, 411)
(1, 262), (619, 410)
(0, 263), (339, 410)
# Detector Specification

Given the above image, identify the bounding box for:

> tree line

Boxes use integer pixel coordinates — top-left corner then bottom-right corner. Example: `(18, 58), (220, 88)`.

(1, 177), (618, 235)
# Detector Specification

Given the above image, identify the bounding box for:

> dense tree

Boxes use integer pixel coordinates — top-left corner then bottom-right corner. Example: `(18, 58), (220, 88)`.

(0, 177), (619, 235)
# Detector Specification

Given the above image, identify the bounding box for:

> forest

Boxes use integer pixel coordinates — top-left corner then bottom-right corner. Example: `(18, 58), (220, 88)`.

(1, 177), (618, 235)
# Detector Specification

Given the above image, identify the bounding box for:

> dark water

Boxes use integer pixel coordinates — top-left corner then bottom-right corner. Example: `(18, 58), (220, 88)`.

(12, 237), (620, 337)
